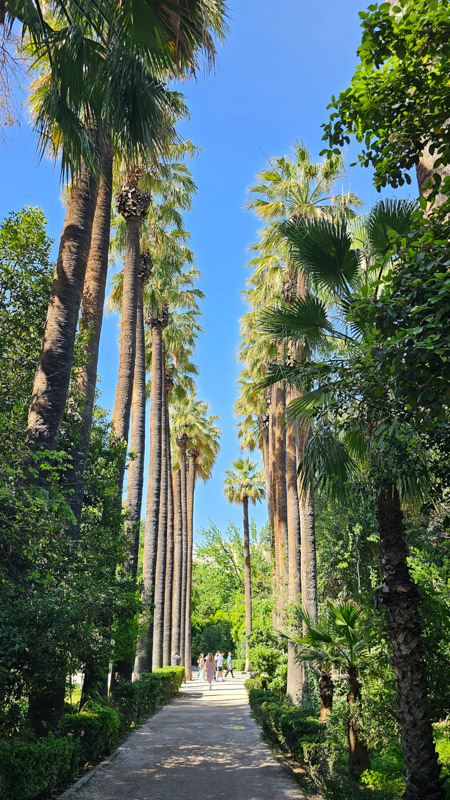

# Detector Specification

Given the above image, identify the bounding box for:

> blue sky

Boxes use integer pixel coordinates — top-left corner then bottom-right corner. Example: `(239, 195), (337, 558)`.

(1, 0), (412, 540)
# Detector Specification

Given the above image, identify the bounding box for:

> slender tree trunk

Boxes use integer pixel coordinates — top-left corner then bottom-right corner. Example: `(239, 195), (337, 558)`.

(285, 383), (303, 703)
(152, 355), (168, 669)
(298, 426), (318, 627)
(178, 434), (188, 669)
(269, 385), (279, 624)
(111, 272), (147, 686)
(273, 367), (289, 614)
(243, 496), (253, 673)
(26, 158), (99, 453)
(112, 178), (150, 493)
(171, 469), (183, 656)
(163, 458), (174, 667)
(124, 274), (147, 581)
(184, 448), (198, 679)
(319, 670), (334, 722)
(134, 319), (164, 676)
(67, 140), (113, 539)
(111, 215), (140, 468)
(347, 666), (371, 778)
(376, 489), (444, 800)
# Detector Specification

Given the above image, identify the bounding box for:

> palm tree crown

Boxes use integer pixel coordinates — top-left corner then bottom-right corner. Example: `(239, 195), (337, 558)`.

(223, 457), (265, 506)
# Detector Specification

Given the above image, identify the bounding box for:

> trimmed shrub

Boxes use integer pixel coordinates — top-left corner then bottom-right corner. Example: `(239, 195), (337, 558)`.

(233, 658), (245, 672)
(0, 735), (77, 800)
(0, 667), (185, 800)
(59, 701), (120, 765)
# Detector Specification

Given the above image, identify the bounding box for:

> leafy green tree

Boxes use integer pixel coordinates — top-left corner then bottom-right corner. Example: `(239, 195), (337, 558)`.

(323, 0), (450, 202)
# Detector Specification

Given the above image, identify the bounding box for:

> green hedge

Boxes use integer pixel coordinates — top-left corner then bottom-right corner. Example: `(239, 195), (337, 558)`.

(0, 667), (185, 800)
(0, 735), (77, 800)
(245, 683), (397, 800)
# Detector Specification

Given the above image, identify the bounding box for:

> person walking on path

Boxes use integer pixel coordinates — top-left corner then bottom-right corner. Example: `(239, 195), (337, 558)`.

(217, 650), (224, 681)
(197, 653), (205, 680)
(206, 652), (216, 690)
(171, 651), (181, 667)
(225, 652), (234, 678)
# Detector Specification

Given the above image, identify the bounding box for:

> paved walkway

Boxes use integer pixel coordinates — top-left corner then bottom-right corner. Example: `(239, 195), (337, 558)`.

(65, 674), (305, 800)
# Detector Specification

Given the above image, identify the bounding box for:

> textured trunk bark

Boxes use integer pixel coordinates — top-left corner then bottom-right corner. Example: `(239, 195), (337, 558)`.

(171, 469), (183, 655)
(243, 495), (253, 673)
(163, 458), (174, 667)
(152, 356), (168, 669)
(178, 434), (188, 669)
(134, 320), (164, 676)
(268, 387), (278, 625)
(124, 278), (146, 580)
(347, 666), (371, 778)
(112, 276), (147, 685)
(184, 449), (197, 679)
(26, 158), (99, 452)
(298, 423), (318, 627)
(273, 369), (289, 614)
(376, 489), (444, 800)
(111, 213), (140, 490)
(285, 383), (303, 703)
(67, 140), (113, 539)
(319, 670), (334, 721)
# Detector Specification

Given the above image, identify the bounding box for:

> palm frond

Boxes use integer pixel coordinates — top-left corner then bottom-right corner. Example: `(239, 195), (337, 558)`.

(283, 217), (361, 295)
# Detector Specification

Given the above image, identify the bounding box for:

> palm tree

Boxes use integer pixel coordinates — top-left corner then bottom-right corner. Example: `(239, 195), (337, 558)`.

(223, 457), (265, 672)
(285, 601), (372, 777)
(171, 393), (220, 677)
(261, 199), (444, 798)
(135, 237), (202, 674)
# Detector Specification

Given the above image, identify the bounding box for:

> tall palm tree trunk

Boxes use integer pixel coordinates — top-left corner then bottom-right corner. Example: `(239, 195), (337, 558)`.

(376, 489), (444, 800)
(67, 140), (113, 539)
(152, 355), (168, 669)
(298, 425), (318, 627)
(134, 317), (164, 676)
(112, 177), (150, 489)
(124, 264), (149, 580)
(171, 469), (183, 656)
(111, 267), (148, 685)
(184, 448), (198, 679)
(163, 429), (174, 667)
(273, 372), (289, 614)
(243, 495), (253, 672)
(178, 434), (188, 668)
(285, 384), (302, 703)
(26, 157), (99, 454)
(269, 386), (279, 623)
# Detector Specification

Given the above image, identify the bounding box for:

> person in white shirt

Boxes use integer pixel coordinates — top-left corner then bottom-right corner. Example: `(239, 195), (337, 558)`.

(216, 651), (224, 681)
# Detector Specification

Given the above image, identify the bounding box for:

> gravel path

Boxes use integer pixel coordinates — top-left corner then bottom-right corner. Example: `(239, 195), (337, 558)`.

(63, 673), (305, 800)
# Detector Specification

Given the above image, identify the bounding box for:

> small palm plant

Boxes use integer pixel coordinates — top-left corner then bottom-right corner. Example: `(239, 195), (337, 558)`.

(223, 458), (265, 671)
(285, 600), (372, 778)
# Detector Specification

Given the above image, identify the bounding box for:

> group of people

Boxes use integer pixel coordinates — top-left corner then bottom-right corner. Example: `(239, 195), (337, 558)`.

(197, 651), (234, 690)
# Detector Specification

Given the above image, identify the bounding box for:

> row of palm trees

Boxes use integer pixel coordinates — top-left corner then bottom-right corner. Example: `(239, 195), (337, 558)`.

(236, 141), (447, 797)
(3, 0), (228, 732)
(235, 142), (360, 701)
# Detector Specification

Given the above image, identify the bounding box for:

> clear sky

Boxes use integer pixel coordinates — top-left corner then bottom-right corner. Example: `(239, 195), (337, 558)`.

(1, 1), (412, 541)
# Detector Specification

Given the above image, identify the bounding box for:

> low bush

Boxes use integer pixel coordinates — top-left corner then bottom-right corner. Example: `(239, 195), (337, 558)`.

(246, 684), (399, 800)
(233, 658), (245, 671)
(0, 666), (185, 800)
(0, 734), (77, 800)
(59, 701), (120, 765)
